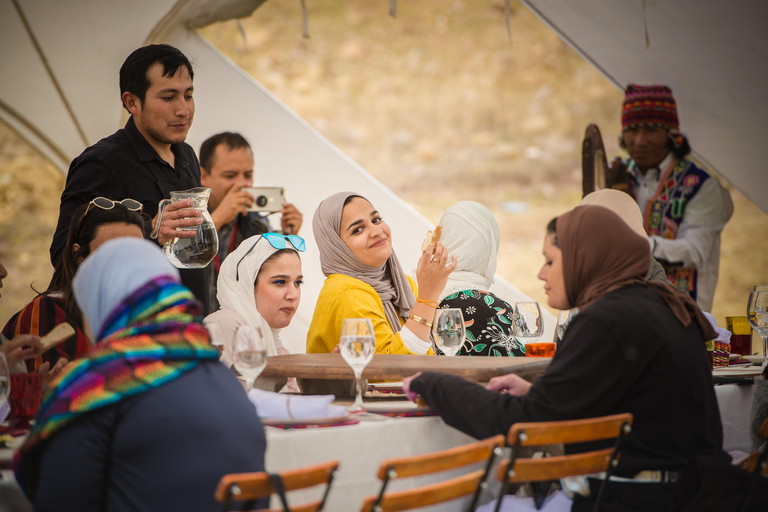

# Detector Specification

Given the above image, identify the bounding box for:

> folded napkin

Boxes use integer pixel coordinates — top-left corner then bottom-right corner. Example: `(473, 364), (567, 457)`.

(248, 388), (346, 420)
(703, 312), (732, 343)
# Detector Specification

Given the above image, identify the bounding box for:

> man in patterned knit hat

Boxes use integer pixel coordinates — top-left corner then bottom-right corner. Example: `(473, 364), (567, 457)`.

(610, 84), (732, 312)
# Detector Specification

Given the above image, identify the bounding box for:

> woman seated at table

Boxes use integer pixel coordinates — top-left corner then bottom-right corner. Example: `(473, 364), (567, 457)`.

(15, 238), (266, 511)
(307, 192), (456, 355)
(437, 201), (525, 357)
(404, 205), (728, 511)
(205, 232), (305, 392)
(3, 198), (145, 373)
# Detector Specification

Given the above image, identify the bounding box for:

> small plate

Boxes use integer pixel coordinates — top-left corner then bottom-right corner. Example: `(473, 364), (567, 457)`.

(362, 401), (431, 414)
(261, 414), (350, 427)
(729, 353), (741, 360)
(743, 355), (765, 364)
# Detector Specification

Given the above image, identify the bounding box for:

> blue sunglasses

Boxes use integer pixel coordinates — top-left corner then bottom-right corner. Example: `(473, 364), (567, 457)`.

(236, 232), (306, 281)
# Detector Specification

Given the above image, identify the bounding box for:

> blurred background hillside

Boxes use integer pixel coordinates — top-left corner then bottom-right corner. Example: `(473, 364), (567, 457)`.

(1, 0), (766, 336)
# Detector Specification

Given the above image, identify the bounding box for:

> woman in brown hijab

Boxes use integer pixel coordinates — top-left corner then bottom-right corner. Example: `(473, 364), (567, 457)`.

(404, 205), (728, 511)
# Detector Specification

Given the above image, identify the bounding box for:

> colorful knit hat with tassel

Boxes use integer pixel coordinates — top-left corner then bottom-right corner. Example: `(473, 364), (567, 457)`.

(621, 84), (684, 148)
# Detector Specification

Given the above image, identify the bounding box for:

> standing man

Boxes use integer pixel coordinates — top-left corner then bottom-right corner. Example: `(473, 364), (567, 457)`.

(611, 84), (733, 312)
(50, 44), (210, 311)
(199, 132), (303, 310)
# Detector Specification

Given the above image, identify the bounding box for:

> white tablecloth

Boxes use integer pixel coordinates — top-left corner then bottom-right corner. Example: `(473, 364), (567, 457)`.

(265, 415), (479, 511)
(714, 383), (755, 454)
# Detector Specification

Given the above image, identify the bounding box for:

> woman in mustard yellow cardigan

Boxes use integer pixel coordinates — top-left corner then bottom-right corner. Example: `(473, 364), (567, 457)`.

(307, 192), (456, 354)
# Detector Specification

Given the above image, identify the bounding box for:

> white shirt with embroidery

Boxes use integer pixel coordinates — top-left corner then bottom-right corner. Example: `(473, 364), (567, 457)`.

(633, 152), (733, 312)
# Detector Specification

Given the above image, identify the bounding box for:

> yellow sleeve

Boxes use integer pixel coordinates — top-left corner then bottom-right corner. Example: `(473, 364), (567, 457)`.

(306, 275), (416, 355)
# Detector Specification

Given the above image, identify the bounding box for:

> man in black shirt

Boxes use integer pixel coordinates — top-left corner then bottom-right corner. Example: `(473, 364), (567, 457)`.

(50, 44), (209, 310)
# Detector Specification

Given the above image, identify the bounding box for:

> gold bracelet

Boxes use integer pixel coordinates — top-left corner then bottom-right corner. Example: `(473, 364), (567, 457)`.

(408, 313), (433, 328)
(417, 298), (439, 309)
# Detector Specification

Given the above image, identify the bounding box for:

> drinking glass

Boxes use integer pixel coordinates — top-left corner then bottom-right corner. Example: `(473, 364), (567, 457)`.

(0, 353), (10, 423)
(553, 309), (577, 345)
(232, 325), (268, 391)
(747, 286), (768, 367)
(432, 308), (466, 357)
(512, 302), (543, 338)
(340, 318), (376, 412)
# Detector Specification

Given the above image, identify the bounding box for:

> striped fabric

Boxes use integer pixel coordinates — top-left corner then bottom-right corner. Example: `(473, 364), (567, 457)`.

(14, 276), (219, 498)
(621, 83), (680, 131)
(2, 295), (90, 371)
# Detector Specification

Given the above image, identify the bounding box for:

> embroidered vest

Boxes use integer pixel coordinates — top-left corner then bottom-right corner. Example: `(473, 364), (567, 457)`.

(629, 157), (710, 301)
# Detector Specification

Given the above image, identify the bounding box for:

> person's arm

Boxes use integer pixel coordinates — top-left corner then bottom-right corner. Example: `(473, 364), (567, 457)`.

(650, 179), (733, 268)
(279, 203), (303, 235)
(34, 405), (116, 511)
(408, 314), (648, 439)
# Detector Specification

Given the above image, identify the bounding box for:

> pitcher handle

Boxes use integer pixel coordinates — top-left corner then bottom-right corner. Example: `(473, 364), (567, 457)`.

(149, 199), (172, 240)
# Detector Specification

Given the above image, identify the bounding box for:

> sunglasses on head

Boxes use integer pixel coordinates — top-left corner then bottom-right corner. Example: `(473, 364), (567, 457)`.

(236, 232), (307, 281)
(84, 197), (143, 216)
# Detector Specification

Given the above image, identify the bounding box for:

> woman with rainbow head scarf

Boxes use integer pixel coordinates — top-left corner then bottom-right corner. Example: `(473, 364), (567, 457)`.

(15, 238), (266, 511)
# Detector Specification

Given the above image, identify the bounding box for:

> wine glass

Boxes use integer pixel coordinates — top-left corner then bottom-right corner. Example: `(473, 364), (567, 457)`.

(340, 318), (376, 412)
(232, 325), (268, 391)
(512, 302), (543, 338)
(0, 353), (10, 423)
(553, 308), (577, 345)
(747, 286), (768, 367)
(432, 308), (466, 357)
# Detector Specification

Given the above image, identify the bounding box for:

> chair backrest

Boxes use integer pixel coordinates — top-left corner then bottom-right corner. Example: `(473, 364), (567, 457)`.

(215, 460), (339, 512)
(360, 434), (506, 512)
(493, 413), (633, 512)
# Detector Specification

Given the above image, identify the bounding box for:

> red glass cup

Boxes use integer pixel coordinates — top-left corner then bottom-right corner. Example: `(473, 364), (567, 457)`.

(526, 342), (556, 357)
(9, 373), (42, 428)
(726, 316), (753, 356)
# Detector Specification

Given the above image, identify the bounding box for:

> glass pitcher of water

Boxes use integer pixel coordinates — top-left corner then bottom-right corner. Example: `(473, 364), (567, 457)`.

(150, 187), (218, 269)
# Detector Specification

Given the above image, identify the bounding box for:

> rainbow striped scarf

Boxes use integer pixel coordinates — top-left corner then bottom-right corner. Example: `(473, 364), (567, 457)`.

(15, 276), (219, 498)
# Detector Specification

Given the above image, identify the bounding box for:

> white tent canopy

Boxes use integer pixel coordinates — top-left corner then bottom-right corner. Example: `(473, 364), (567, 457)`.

(521, 0), (768, 213)
(0, 0), (553, 351)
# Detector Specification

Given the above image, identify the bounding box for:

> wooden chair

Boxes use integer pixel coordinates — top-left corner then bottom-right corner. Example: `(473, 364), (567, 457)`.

(359, 434), (506, 512)
(493, 413), (633, 512)
(740, 416), (768, 512)
(215, 460), (339, 512)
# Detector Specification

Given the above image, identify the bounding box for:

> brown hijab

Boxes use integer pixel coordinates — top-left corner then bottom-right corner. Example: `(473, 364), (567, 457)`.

(557, 205), (715, 339)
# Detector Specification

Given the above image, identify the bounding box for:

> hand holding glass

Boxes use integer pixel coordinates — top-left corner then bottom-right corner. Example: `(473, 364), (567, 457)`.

(747, 286), (768, 367)
(432, 308), (466, 356)
(340, 318), (376, 411)
(232, 325), (268, 391)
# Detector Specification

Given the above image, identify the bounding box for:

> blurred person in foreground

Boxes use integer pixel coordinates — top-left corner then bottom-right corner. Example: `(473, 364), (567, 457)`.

(404, 205), (727, 511)
(0, 262), (44, 373)
(15, 238), (266, 511)
(3, 199), (145, 373)
(307, 192), (455, 355)
(436, 201), (525, 357)
(50, 44), (210, 310)
(205, 232), (305, 392)
(609, 84), (733, 312)
(199, 132), (303, 310)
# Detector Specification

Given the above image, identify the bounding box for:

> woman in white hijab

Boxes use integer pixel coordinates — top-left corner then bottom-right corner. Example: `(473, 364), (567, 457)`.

(438, 201), (525, 357)
(205, 232), (305, 392)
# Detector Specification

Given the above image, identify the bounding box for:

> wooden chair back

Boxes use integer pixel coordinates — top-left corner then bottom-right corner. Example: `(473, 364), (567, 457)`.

(215, 460), (339, 512)
(359, 434), (505, 512)
(740, 416), (768, 512)
(493, 413), (633, 512)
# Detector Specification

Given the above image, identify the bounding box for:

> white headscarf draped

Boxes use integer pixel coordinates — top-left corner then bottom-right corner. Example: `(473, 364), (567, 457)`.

(73, 238), (179, 340)
(437, 201), (500, 300)
(212, 234), (289, 356)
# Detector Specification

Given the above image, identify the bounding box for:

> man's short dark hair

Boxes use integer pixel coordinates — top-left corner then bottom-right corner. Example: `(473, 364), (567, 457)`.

(119, 44), (194, 111)
(199, 132), (252, 172)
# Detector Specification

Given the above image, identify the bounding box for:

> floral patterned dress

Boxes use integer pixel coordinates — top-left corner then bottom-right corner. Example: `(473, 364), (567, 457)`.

(439, 289), (526, 357)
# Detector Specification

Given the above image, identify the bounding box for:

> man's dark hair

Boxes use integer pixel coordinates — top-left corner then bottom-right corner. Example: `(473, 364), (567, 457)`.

(199, 132), (252, 172)
(672, 134), (692, 159)
(119, 44), (194, 112)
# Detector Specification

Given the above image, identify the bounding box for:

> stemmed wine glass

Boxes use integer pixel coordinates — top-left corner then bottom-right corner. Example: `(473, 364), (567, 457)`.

(340, 318), (376, 412)
(432, 308), (466, 356)
(553, 308), (577, 345)
(232, 325), (268, 391)
(512, 302), (544, 338)
(0, 353), (10, 423)
(747, 286), (768, 367)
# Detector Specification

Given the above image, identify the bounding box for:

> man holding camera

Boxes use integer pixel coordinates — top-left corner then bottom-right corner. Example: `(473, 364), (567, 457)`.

(199, 132), (303, 309)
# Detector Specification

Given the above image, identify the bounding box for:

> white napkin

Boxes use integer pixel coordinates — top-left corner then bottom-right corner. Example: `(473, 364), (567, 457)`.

(248, 388), (347, 420)
(703, 312), (732, 343)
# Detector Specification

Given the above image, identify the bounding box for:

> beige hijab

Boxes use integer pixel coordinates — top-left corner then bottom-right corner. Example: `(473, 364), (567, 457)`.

(313, 192), (415, 332)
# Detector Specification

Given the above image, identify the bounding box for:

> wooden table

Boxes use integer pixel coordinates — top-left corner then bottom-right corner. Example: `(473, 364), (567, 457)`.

(261, 354), (550, 382)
